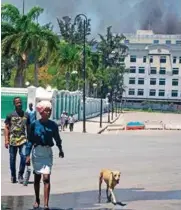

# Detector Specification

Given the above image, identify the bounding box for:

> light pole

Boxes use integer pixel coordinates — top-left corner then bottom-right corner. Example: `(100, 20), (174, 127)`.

(71, 70), (78, 90)
(93, 83), (97, 98)
(74, 14), (88, 133)
(107, 93), (111, 123)
(99, 81), (103, 128)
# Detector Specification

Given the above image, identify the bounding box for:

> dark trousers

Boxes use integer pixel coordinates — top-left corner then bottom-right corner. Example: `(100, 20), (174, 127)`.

(65, 120), (68, 128)
(9, 143), (26, 179)
(69, 123), (74, 132)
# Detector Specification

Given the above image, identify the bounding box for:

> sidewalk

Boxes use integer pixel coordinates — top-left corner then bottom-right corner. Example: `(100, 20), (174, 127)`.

(1, 113), (121, 134)
(62, 113), (121, 134)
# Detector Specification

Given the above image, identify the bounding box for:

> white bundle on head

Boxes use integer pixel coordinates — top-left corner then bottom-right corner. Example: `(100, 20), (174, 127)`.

(36, 100), (52, 113)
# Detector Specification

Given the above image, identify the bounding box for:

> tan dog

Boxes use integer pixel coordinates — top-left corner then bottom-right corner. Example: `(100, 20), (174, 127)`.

(99, 169), (126, 206)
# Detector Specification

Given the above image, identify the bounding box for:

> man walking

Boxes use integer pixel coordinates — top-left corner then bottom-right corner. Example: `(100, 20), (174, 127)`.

(4, 97), (30, 183)
(26, 103), (36, 124)
(69, 114), (75, 132)
(60, 111), (66, 131)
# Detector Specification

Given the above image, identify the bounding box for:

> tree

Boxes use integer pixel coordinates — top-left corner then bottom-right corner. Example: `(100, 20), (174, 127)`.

(57, 15), (92, 45)
(1, 4), (59, 87)
(1, 55), (17, 86)
(97, 26), (128, 98)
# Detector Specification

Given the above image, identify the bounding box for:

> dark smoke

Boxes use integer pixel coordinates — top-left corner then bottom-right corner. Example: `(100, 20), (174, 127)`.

(1, 0), (181, 35)
(138, 0), (181, 34)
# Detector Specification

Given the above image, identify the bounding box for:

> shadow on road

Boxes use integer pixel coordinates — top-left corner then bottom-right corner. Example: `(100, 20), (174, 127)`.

(1, 187), (181, 210)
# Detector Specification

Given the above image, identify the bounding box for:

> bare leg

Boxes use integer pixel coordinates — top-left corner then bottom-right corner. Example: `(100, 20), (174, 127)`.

(34, 173), (41, 207)
(43, 174), (50, 208)
(98, 177), (102, 203)
(106, 186), (111, 202)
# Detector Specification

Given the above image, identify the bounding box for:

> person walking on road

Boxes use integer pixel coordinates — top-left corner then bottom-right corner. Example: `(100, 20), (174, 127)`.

(25, 100), (64, 210)
(69, 114), (75, 132)
(65, 112), (69, 129)
(60, 111), (66, 131)
(4, 97), (30, 184)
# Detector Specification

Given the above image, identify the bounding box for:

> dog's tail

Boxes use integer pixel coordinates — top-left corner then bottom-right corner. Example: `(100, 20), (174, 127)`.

(98, 171), (103, 202)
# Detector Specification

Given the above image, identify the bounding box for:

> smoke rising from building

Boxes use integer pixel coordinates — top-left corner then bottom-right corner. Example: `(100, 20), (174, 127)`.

(2, 0), (181, 36)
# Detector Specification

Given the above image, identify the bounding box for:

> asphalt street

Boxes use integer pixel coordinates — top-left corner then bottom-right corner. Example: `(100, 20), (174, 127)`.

(1, 131), (181, 210)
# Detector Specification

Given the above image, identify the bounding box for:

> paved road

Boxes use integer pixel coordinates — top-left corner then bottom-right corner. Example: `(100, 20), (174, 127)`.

(1, 131), (181, 210)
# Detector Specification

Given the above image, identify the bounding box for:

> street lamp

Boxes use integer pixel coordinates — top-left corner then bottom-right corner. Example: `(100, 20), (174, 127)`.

(99, 81), (103, 128)
(74, 14), (88, 133)
(93, 83), (97, 98)
(25, 81), (30, 87)
(71, 70), (78, 90)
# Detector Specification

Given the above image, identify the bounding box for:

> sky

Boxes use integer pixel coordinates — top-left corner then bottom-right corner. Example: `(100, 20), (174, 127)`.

(2, 0), (181, 37)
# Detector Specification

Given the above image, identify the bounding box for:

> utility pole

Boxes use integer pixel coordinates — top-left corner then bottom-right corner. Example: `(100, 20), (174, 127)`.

(22, 0), (25, 15)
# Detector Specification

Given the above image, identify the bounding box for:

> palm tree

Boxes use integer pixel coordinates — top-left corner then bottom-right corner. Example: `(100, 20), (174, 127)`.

(51, 41), (82, 90)
(1, 4), (59, 87)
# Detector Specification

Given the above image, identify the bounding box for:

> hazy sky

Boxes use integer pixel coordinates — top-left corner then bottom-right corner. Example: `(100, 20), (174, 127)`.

(2, 0), (181, 36)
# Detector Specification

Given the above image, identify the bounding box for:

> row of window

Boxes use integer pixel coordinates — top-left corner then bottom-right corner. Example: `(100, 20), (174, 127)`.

(129, 67), (179, 75)
(129, 78), (179, 86)
(128, 89), (179, 97)
(125, 40), (181, 45)
(130, 55), (181, 64)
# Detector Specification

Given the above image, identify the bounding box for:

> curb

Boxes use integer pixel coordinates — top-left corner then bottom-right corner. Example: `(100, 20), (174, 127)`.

(97, 113), (121, 134)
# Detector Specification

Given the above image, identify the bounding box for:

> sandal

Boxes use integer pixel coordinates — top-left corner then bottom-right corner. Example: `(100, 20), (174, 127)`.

(44, 206), (49, 210)
(33, 199), (40, 209)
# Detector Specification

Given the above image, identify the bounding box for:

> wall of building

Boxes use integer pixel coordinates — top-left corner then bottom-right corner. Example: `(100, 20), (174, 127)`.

(122, 30), (181, 102)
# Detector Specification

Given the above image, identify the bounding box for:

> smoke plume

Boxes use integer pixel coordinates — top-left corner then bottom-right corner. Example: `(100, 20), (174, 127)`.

(2, 0), (181, 36)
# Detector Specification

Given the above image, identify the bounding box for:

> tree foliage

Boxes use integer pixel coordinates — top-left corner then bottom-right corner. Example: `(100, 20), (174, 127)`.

(1, 3), (59, 87)
(1, 3), (128, 100)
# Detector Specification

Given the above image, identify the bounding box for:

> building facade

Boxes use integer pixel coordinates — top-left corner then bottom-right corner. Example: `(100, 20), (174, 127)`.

(122, 30), (181, 103)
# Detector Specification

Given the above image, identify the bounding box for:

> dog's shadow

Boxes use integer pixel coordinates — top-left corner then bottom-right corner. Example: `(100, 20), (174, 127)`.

(2, 187), (181, 210)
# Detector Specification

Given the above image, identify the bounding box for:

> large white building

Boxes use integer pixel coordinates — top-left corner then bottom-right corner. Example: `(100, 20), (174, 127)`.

(122, 30), (181, 103)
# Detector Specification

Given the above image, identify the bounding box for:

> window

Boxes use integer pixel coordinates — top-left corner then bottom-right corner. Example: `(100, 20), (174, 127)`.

(137, 89), (144, 96)
(150, 78), (156, 85)
(143, 56), (147, 63)
(128, 88), (135, 95)
(138, 78), (144, 85)
(172, 68), (179, 75)
(129, 77), (135, 84)
(130, 55), (136, 62)
(159, 78), (166, 85)
(130, 66), (136, 73)
(149, 89), (156, 96)
(166, 40), (171, 44)
(124, 40), (129, 44)
(150, 56), (153, 63)
(150, 67), (157, 74)
(160, 56), (166, 63)
(158, 90), (165, 97)
(173, 56), (177, 63)
(179, 57), (181, 63)
(172, 79), (178, 86)
(139, 67), (145, 74)
(153, 40), (159, 44)
(176, 40), (181, 45)
(159, 67), (166, 75)
(171, 90), (178, 97)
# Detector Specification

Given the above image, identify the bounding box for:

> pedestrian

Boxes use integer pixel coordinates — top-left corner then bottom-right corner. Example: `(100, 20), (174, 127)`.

(60, 111), (66, 131)
(26, 103), (36, 124)
(4, 97), (30, 183)
(65, 112), (69, 129)
(69, 114), (75, 132)
(25, 100), (64, 210)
